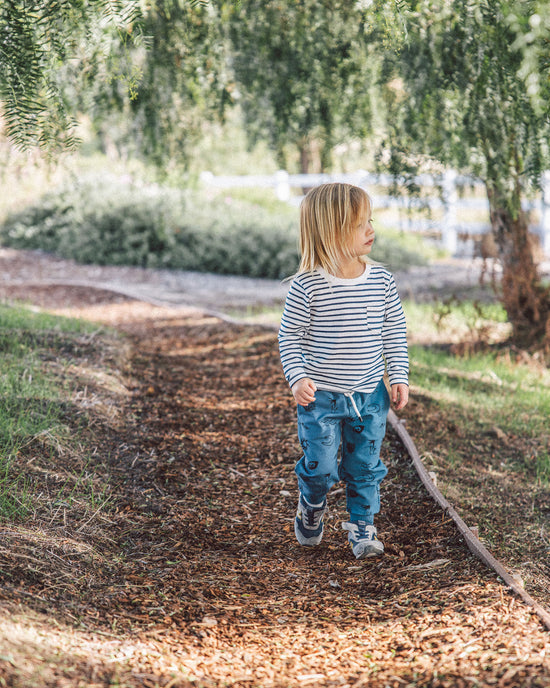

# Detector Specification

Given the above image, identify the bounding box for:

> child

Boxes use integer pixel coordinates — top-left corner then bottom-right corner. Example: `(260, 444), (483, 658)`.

(278, 182), (409, 559)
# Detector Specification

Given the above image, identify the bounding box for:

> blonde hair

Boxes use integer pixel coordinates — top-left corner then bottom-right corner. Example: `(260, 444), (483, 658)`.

(298, 182), (372, 275)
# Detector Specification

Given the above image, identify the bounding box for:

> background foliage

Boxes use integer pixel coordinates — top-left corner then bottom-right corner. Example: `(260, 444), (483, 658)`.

(374, 0), (550, 348)
(0, 0), (142, 152)
(224, 0), (374, 173)
(1, 0), (550, 349)
(0, 176), (427, 278)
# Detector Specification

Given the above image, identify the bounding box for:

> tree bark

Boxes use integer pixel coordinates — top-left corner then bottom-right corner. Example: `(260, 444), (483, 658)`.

(487, 188), (550, 352)
(299, 138), (324, 194)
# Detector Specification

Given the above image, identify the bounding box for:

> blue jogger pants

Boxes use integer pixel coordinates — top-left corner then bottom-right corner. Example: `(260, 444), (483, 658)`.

(295, 379), (390, 523)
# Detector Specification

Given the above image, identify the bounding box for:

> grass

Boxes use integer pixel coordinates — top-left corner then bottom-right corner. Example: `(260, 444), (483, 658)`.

(0, 300), (98, 333)
(0, 303), (115, 520)
(403, 299), (550, 483)
(405, 299), (548, 428)
(410, 343), (550, 443)
(0, 320), (61, 518)
(392, 299), (550, 601)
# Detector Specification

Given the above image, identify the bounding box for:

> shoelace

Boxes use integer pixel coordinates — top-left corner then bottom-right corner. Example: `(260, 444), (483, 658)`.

(304, 503), (325, 528)
(342, 521), (376, 540)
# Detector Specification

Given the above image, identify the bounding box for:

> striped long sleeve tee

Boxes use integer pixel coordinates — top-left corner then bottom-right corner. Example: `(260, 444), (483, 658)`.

(278, 264), (409, 393)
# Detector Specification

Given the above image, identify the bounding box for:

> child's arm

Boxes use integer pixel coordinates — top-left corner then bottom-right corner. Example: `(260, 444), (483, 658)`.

(291, 377), (317, 407)
(381, 275), (409, 399)
(391, 382), (409, 411)
(278, 279), (311, 391)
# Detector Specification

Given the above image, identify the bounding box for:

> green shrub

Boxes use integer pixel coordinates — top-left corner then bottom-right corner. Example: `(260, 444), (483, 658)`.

(1, 176), (184, 268)
(0, 175), (427, 279)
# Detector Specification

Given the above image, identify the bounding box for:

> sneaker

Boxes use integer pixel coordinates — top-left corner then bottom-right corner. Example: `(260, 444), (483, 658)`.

(294, 494), (327, 546)
(342, 520), (384, 559)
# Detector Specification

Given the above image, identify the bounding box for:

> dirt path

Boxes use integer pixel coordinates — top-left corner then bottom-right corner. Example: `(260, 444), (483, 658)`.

(1, 281), (550, 687)
(0, 247), (512, 314)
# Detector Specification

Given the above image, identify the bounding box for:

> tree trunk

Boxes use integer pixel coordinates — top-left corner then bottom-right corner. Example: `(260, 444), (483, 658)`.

(299, 138), (324, 194)
(487, 188), (550, 352)
(299, 145), (311, 175)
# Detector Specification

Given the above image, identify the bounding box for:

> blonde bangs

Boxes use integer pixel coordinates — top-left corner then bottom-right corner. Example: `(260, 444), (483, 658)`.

(298, 183), (372, 274)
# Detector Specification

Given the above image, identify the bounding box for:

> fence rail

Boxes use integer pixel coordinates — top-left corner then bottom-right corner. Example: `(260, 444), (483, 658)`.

(200, 169), (550, 258)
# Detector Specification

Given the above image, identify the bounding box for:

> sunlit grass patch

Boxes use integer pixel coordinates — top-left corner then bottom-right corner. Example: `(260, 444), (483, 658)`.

(409, 343), (550, 424)
(403, 299), (512, 347)
(0, 303), (117, 520)
(409, 342), (550, 479)
(0, 302), (95, 334)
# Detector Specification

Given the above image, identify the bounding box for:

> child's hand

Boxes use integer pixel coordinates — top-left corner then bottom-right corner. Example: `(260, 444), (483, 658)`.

(292, 378), (317, 407)
(391, 383), (409, 411)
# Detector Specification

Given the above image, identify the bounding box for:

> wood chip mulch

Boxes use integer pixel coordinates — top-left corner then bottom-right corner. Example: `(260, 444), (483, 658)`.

(0, 286), (549, 687)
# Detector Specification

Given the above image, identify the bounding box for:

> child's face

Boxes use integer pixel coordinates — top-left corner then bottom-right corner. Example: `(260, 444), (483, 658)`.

(349, 215), (375, 258)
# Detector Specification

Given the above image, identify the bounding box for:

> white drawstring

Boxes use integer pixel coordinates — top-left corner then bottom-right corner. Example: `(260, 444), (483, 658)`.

(344, 391), (362, 420)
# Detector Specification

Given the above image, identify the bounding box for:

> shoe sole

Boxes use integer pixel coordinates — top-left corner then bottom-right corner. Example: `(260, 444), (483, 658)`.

(353, 542), (384, 559)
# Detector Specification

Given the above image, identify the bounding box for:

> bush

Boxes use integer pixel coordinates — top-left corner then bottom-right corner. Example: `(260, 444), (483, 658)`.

(0, 176), (301, 279)
(0, 175), (427, 279)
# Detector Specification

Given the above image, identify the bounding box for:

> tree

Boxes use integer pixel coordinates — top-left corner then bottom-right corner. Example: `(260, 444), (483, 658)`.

(48, 0), (232, 171)
(121, 0), (230, 170)
(376, 0), (550, 351)
(0, 1), (228, 169)
(224, 0), (375, 173)
(0, 0), (141, 152)
(507, 1), (550, 115)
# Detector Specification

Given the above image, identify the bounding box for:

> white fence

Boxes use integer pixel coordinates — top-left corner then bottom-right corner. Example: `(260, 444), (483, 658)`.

(200, 169), (550, 258)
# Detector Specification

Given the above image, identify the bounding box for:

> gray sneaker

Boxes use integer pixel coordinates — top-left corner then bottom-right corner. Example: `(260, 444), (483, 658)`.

(294, 494), (327, 546)
(342, 520), (384, 558)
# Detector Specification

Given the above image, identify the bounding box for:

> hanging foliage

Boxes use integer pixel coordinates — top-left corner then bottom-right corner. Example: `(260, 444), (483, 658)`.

(375, 0), (550, 351)
(224, 0), (375, 172)
(0, 0), (142, 152)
